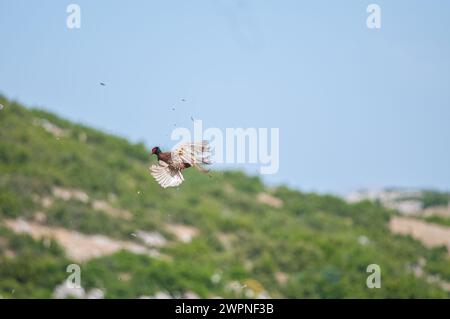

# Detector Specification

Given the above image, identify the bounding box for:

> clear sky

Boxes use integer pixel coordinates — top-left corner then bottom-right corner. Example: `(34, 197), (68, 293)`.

(1, 0), (449, 194)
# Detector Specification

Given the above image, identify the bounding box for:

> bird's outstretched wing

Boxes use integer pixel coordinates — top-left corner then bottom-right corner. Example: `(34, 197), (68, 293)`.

(171, 140), (212, 172)
(149, 161), (184, 188)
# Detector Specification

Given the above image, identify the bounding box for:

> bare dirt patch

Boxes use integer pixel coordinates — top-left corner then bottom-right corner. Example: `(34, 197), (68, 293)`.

(165, 224), (199, 243)
(53, 187), (89, 203)
(48, 188), (132, 220)
(389, 217), (450, 252)
(92, 200), (132, 220)
(33, 118), (66, 138)
(4, 219), (159, 262)
(257, 192), (283, 208)
(423, 205), (450, 218)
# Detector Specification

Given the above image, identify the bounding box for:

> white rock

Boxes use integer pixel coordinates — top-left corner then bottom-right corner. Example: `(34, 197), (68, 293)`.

(53, 281), (86, 299)
(86, 288), (105, 299)
(136, 230), (167, 247)
(358, 235), (370, 246)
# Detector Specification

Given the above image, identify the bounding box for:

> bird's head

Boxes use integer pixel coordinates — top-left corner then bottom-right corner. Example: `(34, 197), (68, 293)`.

(151, 146), (161, 155)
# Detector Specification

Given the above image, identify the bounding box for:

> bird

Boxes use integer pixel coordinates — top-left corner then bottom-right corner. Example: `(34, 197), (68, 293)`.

(100, 82), (106, 86)
(149, 141), (211, 188)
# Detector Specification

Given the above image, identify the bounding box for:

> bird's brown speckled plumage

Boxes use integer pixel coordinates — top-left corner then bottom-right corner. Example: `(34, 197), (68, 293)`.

(150, 141), (211, 188)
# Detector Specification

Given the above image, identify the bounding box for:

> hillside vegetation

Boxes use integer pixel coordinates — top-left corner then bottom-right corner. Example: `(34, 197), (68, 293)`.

(0, 95), (449, 298)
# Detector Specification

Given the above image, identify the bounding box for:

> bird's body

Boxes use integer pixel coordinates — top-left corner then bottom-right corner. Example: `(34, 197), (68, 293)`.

(149, 141), (211, 188)
(156, 151), (191, 169)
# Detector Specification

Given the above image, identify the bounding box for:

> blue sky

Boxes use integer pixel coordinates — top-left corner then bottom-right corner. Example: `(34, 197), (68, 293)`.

(1, 0), (449, 194)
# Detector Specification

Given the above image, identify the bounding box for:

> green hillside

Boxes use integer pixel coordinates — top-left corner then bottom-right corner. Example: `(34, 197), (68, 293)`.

(0, 95), (449, 298)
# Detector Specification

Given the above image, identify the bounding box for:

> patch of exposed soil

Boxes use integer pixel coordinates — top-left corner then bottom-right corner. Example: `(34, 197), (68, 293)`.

(389, 217), (450, 252)
(4, 219), (159, 262)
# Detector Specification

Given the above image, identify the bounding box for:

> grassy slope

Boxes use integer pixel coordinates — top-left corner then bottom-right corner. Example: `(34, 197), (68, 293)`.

(0, 95), (449, 298)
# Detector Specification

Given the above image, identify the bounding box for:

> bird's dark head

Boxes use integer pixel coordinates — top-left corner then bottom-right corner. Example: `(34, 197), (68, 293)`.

(151, 146), (161, 155)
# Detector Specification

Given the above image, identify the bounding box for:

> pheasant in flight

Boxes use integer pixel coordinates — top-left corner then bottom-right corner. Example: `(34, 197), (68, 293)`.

(149, 141), (211, 188)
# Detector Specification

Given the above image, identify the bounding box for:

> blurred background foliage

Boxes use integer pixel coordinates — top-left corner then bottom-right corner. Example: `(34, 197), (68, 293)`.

(0, 95), (449, 298)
